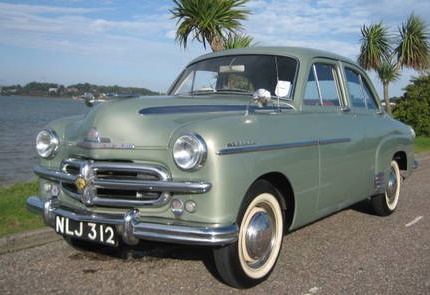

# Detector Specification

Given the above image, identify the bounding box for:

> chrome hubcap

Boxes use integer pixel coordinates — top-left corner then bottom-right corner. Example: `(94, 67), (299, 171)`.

(245, 208), (274, 267)
(386, 169), (398, 203)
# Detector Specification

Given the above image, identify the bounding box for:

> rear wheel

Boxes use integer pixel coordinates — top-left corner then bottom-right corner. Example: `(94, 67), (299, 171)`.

(213, 180), (284, 288)
(372, 160), (401, 216)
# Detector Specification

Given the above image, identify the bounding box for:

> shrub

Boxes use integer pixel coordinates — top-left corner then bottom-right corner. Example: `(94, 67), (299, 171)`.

(393, 74), (430, 136)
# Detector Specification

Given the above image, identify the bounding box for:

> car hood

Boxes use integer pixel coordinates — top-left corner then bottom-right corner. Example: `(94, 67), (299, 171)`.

(65, 95), (255, 149)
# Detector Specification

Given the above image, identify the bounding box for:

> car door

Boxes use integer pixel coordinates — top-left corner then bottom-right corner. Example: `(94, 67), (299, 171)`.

(342, 65), (386, 199)
(303, 60), (370, 215)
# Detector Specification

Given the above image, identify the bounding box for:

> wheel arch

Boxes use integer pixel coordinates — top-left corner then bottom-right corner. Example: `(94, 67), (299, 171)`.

(255, 172), (295, 231)
(393, 151), (407, 171)
(374, 131), (414, 176)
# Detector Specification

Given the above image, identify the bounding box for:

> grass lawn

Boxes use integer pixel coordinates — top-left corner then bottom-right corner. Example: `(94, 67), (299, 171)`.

(416, 137), (430, 154)
(0, 181), (44, 236)
(1, 138), (429, 237)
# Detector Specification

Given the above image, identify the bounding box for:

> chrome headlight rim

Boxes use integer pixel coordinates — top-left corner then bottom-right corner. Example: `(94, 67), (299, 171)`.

(36, 128), (59, 159)
(173, 133), (207, 171)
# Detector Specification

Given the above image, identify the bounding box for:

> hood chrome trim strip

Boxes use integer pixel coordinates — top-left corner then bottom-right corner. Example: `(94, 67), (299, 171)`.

(139, 105), (292, 115)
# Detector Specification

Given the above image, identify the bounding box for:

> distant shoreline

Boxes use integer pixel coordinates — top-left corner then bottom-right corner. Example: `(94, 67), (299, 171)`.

(0, 94), (80, 100)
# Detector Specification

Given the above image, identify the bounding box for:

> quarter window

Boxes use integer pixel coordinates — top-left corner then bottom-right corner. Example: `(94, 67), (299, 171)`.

(304, 63), (340, 106)
(345, 68), (378, 110)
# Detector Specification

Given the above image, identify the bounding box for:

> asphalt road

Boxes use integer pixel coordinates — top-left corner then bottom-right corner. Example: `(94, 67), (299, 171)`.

(1, 153), (429, 295)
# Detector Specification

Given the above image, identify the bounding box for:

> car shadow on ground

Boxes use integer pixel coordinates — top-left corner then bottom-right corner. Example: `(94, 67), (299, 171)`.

(350, 199), (379, 216)
(63, 198), (380, 283)
(65, 237), (222, 281)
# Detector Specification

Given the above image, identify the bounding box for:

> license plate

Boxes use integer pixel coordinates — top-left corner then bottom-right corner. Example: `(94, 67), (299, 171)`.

(55, 215), (118, 247)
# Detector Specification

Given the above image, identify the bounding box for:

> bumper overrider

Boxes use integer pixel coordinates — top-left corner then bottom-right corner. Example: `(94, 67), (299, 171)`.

(26, 160), (238, 246)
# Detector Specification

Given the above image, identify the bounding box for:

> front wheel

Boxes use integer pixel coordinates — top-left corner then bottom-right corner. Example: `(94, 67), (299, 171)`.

(371, 160), (401, 216)
(213, 180), (284, 288)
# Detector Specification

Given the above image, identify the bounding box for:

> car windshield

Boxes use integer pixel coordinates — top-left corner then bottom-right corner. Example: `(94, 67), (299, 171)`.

(170, 54), (298, 99)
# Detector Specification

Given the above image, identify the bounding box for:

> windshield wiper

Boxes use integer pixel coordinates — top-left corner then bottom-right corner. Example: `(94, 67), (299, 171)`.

(188, 88), (216, 95)
(215, 89), (253, 95)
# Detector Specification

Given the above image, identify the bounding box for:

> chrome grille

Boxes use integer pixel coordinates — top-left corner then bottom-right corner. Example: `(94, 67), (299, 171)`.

(60, 159), (172, 208)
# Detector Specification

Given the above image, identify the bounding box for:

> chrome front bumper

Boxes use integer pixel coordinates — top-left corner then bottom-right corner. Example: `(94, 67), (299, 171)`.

(27, 195), (238, 246)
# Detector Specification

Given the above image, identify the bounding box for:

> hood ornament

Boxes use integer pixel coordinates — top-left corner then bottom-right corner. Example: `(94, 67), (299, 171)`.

(77, 128), (135, 149)
(85, 128), (102, 143)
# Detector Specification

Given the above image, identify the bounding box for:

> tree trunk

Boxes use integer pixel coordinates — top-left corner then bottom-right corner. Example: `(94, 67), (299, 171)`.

(383, 82), (392, 115)
(209, 34), (225, 52)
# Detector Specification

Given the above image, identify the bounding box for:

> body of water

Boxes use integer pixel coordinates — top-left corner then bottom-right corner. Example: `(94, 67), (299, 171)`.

(0, 96), (87, 186)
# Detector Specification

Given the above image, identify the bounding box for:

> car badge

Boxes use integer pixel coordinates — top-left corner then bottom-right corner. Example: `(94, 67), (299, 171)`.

(75, 176), (87, 192)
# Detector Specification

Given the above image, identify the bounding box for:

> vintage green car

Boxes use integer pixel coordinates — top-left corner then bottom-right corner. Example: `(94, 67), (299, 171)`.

(27, 47), (416, 288)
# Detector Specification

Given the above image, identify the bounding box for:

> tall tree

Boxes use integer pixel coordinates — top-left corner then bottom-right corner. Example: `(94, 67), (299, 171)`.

(170, 0), (251, 52)
(378, 59), (401, 112)
(358, 14), (430, 114)
(223, 32), (255, 49)
(393, 74), (430, 136)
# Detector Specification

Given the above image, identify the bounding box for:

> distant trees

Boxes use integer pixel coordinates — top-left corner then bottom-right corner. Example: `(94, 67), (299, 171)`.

(1, 82), (158, 97)
(358, 14), (430, 115)
(393, 74), (430, 137)
(170, 0), (252, 51)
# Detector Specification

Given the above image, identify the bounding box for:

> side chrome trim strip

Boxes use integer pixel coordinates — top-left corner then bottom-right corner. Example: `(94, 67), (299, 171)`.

(217, 140), (318, 155)
(217, 137), (352, 155)
(318, 138), (351, 145)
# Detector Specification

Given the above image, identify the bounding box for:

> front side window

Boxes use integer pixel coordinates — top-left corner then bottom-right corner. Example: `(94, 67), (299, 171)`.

(304, 63), (341, 106)
(170, 55), (298, 99)
(345, 68), (378, 110)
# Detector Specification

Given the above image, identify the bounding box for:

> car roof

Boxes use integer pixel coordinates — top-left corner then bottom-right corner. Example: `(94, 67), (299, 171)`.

(188, 46), (356, 66)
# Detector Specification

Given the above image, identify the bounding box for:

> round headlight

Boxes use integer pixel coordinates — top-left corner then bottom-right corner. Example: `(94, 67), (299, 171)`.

(36, 129), (59, 159)
(173, 133), (207, 170)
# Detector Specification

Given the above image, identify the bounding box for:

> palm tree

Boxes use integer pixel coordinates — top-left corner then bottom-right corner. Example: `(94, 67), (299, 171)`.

(396, 15), (430, 70)
(378, 60), (401, 111)
(223, 32), (255, 49)
(358, 14), (430, 114)
(170, 0), (251, 52)
(358, 23), (391, 70)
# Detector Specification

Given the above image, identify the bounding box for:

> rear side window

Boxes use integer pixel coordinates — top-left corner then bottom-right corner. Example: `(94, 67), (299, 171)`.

(344, 68), (378, 110)
(304, 63), (340, 106)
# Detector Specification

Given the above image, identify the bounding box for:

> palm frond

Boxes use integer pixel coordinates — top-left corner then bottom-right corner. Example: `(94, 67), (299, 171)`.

(223, 33), (255, 49)
(358, 23), (392, 70)
(170, 0), (251, 51)
(377, 60), (401, 84)
(396, 14), (430, 70)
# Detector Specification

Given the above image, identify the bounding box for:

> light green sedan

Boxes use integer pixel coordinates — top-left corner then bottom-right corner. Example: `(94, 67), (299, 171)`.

(27, 47), (417, 288)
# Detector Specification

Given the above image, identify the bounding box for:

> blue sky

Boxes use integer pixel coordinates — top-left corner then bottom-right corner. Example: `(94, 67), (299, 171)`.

(0, 0), (429, 97)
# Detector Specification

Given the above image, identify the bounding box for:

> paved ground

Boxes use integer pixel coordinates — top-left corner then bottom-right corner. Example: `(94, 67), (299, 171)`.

(1, 153), (429, 294)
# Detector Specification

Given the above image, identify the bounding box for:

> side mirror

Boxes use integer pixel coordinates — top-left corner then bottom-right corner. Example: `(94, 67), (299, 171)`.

(253, 89), (271, 107)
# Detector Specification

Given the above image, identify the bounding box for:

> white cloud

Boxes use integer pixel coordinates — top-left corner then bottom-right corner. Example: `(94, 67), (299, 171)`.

(0, 1), (204, 90)
(0, 0), (429, 95)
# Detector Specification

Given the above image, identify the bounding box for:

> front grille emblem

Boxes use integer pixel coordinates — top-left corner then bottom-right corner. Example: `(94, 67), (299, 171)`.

(75, 162), (96, 206)
(75, 176), (87, 192)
